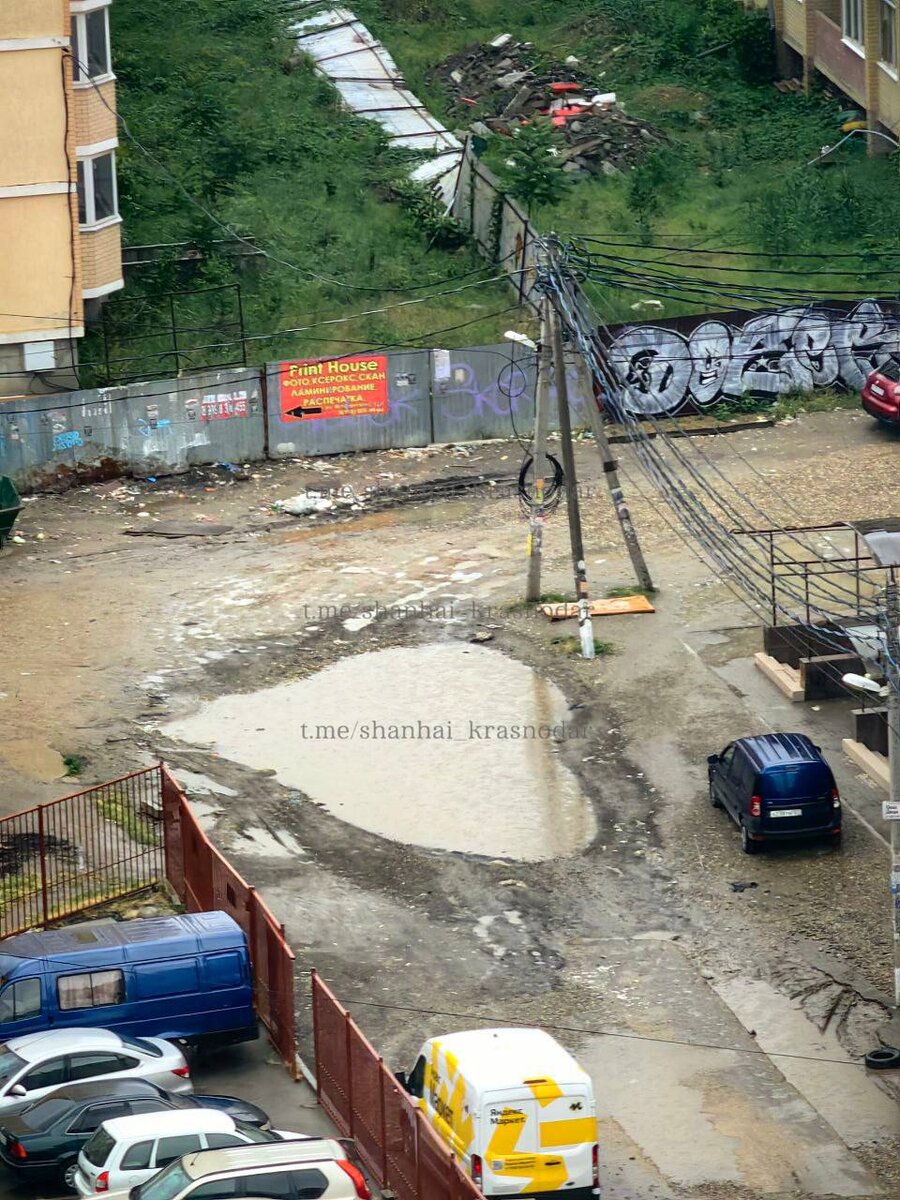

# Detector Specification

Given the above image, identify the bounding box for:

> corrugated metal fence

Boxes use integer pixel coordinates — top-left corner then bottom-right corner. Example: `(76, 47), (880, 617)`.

(0, 347), (593, 490)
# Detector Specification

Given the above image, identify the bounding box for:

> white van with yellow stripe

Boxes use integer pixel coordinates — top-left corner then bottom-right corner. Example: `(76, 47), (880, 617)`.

(398, 1028), (599, 1199)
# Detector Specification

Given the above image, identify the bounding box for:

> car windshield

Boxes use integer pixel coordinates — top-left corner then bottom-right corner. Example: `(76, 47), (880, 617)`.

(119, 1034), (161, 1057)
(83, 1127), (116, 1167)
(0, 1047), (25, 1087)
(134, 1161), (191, 1200)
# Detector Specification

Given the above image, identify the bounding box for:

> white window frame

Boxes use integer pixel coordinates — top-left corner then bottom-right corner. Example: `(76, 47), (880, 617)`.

(842, 0), (865, 47)
(77, 148), (120, 230)
(70, 4), (113, 87)
(880, 0), (898, 68)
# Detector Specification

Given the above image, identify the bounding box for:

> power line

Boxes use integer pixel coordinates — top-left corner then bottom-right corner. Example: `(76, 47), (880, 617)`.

(339, 996), (872, 1069)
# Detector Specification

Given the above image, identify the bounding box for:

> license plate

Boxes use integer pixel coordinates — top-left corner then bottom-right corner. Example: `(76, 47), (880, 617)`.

(871, 383), (885, 395)
(770, 808), (802, 818)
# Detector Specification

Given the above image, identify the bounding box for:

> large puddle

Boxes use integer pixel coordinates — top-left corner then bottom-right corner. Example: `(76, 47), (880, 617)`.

(164, 643), (595, 861)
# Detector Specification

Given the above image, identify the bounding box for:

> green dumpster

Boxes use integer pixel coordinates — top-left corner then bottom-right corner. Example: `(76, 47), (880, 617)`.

(0, 475), (21, 548)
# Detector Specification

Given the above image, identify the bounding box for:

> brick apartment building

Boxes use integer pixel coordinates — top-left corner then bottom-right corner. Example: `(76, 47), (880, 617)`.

(0, 0), (123, 397)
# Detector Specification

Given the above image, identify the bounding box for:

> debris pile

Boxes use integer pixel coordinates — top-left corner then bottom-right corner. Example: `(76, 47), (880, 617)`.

(429, 35), (667, 175)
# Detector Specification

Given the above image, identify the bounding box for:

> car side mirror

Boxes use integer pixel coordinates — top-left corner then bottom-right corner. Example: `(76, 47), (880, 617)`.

(707, 754), (719, 765)
(395, 1070), (408, 1091)
(10, 1084), (26, 1097)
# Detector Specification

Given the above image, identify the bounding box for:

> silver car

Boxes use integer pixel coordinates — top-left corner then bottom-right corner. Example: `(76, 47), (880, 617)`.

(0, 1029), (191, 1112)
(100, 1139), (371, 1200)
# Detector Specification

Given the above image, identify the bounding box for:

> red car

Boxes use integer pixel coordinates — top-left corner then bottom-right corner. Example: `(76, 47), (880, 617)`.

(861, 363), (900, 424)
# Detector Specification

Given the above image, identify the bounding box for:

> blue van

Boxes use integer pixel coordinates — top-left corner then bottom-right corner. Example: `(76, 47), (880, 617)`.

(0, 911), (257, 1047)
(708, 732), (842, 854)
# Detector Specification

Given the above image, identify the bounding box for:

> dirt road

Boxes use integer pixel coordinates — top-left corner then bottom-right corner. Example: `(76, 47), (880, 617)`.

(2, 410), (899, 1198)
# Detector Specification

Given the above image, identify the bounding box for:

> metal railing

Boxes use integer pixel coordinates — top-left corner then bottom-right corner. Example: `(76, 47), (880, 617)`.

(0, 767), (165, 936)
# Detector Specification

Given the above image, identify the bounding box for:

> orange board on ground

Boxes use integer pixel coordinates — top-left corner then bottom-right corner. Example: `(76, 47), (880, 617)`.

(539, 595), (656, 621)
(280, 355), (389, 421)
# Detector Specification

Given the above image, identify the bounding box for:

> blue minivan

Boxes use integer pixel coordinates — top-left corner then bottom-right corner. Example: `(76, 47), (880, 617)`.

(0, 911), (257, 1047)
(708, 732), (842, 854)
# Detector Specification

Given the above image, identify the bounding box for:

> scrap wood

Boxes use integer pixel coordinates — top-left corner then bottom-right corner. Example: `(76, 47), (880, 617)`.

(540, 595), (656, 620)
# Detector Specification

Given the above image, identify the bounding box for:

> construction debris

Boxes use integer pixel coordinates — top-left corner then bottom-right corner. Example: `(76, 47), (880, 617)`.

(430, 38), (667, 174)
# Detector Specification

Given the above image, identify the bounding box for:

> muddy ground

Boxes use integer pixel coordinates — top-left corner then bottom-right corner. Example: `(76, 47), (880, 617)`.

(2, 410), (900, 1200)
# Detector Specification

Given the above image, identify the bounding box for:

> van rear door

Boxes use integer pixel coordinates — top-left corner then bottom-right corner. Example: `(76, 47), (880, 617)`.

(482, 1087), (596, 1196)
(481, 1096), (539, 1195)
(761, 763), (835, 832)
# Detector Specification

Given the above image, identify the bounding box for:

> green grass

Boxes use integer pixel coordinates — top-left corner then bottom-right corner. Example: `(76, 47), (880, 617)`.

(710, 387), (859, 422)
(96, 794), (160, 848)
(348, 0), (900, 325)
(552, 635), (616, 656)
(605, 585), (657, 598)
(63, 754), (85, 777)
(83, 0), (515, 384)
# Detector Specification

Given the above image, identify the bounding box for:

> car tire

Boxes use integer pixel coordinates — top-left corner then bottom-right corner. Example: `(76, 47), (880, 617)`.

(709, 783), (723, 810)
(864, 1046), (900, 1070)
(60, 1158), (79, 1193)
(740, 823), (759, 855)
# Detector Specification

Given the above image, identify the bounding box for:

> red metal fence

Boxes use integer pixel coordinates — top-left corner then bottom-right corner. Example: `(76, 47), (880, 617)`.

(0, 767), (165, 935)
(311, 971), (483, 1200)
(0, 769), (486, 1200)
(0, 764), (297, 1078)
(160, 767), (298, 1076)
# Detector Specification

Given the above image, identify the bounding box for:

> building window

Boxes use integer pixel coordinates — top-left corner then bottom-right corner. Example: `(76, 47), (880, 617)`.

(71, 7), (111, 82)
(843, 0), (864, 43)
(77, 152), (119, 228)
(881, 0), (898, 65)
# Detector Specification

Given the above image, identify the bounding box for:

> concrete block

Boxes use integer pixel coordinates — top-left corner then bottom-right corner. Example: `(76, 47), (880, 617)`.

(853, 707), (888, 757)
(799, 653), (865, 701)
(754, 652), (804, 701)
(842, 737), (890, 793)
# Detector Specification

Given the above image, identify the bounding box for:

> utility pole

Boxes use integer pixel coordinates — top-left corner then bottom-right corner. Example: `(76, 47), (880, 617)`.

(580, 369), (655, 594)
(550, 306), (595, 660)
(526, 298), (552, 603)
(885, 576), (900, 1008)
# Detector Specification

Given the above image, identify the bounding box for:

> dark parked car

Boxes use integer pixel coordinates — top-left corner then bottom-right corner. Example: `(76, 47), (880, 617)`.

(708, 732), (841, 855)
(0, 1077), (270, 1191)
(862, 363), (900, 425)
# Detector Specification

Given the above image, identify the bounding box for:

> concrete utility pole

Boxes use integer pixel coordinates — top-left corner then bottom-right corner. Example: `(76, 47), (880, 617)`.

(885, 576), (900, 1007)
(579, 370), (655, 594)
(526, 298), (552, 603)
(550, 306), (595, 660)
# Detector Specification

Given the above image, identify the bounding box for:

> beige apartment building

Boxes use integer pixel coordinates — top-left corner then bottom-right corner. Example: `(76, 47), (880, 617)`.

(773, 0), (900, 140)
(0, 0), (122, 397)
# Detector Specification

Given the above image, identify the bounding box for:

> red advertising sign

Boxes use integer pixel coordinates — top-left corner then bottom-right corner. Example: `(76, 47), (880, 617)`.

(279, 355), (389, 421)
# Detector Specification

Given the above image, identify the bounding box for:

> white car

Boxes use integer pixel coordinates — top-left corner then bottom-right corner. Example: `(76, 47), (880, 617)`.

(75, 1109), (302, 1196)
(0, 1029), (191, 1112)
(101, 1138), (371, 1200)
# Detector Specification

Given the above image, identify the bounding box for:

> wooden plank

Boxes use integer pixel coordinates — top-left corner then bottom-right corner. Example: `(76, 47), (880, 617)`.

(754, 651), (804, 701)
(539, 596), (656, 620)
(842, 737), (890, 793)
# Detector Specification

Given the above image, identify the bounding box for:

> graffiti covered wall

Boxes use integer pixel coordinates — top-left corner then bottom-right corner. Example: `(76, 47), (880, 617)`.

(607, 300), (900, 416)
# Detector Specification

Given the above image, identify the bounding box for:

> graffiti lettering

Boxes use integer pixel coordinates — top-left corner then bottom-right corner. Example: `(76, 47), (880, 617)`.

(608, 300), (900, 416)
(53, 430), (84, 452)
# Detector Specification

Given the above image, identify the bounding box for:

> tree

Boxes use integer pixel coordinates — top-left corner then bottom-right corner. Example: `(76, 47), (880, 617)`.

(495, 120), (572, 214)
